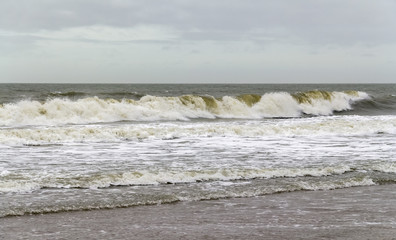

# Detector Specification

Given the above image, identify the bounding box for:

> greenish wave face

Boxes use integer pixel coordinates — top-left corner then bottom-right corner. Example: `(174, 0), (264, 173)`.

(236, 94), (262, 107)
(292, 90), (334, 104)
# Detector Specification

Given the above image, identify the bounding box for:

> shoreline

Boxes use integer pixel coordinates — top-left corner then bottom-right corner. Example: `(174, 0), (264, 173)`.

(1, 185), (396, 240)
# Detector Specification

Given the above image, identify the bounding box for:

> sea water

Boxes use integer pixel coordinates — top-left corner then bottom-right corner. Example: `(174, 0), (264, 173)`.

(0, 84), (395, 217)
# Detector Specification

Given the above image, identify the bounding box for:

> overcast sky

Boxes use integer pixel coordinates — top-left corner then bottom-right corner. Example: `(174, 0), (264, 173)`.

(1, 0), (395, 83)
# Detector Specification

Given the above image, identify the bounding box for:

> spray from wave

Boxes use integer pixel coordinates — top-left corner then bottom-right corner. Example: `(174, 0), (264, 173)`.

(0, 90), (370, 126)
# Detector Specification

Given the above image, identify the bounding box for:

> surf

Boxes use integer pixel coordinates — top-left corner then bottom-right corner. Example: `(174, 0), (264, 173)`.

(1, 116), (395, 145)
(0, 90), (371, 127)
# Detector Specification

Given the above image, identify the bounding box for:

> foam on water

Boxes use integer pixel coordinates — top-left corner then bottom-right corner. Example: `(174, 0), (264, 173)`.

(0, 85), (394, 218)
(3, 162), (396, 194)
(0, 165), (353, 193)
(0, 115), (395, 145)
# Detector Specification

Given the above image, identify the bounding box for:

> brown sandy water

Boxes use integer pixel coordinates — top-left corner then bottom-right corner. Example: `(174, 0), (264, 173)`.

(1, 185), (396, 240)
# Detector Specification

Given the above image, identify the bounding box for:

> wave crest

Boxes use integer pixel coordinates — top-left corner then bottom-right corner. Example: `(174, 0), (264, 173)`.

(0, 90), (370, 126)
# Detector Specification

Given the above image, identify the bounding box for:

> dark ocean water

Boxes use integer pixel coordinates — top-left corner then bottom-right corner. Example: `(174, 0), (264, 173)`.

(0, 84), (395, 217)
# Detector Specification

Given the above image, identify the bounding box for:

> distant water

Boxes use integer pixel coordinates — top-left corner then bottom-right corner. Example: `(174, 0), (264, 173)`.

(0, 84), (395, 217)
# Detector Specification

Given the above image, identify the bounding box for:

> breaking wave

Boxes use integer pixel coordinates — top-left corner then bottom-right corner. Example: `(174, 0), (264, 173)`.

(0, 90), (370, 126)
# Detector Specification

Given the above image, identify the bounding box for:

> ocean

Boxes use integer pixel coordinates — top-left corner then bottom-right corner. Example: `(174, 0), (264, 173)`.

(0, 83), (395, 220)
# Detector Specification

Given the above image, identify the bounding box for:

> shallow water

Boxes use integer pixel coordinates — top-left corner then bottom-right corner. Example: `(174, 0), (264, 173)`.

(1, 185), (396, 240)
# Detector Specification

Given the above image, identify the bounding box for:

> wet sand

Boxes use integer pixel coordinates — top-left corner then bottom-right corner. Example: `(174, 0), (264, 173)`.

(1, 185), (396, 240)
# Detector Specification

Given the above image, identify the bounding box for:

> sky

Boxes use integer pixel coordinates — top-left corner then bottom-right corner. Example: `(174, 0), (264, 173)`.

(0, 0), (395, 84)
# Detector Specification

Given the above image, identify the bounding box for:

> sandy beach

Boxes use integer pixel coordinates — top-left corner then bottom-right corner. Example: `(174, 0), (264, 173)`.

(1, 184), (396, 240)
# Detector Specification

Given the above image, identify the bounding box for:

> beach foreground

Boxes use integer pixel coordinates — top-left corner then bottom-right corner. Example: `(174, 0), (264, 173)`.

(1, 185), (396, 240)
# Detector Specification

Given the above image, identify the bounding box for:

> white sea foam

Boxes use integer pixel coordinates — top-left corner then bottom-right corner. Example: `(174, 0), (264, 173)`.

(0, 91), (370, 127)
(368, 162), (396, 173)
(0, 181), (41, 193)
(1, 163), (388, 194)
(0, 165), (360, 193)
(296, 177), (376, 191)
(0, 116), (395, 145)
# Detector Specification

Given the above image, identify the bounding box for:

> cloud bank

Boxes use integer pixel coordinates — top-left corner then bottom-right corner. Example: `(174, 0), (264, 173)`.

(0, 0), (395, 83)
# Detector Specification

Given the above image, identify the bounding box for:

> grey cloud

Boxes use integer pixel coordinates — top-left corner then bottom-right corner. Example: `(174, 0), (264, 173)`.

(1, 0), (395, 45)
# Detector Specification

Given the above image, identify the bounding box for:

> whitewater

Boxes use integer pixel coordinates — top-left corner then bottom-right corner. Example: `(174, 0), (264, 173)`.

(0, 90), (369, 126)
(0, 84), (395, 217)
